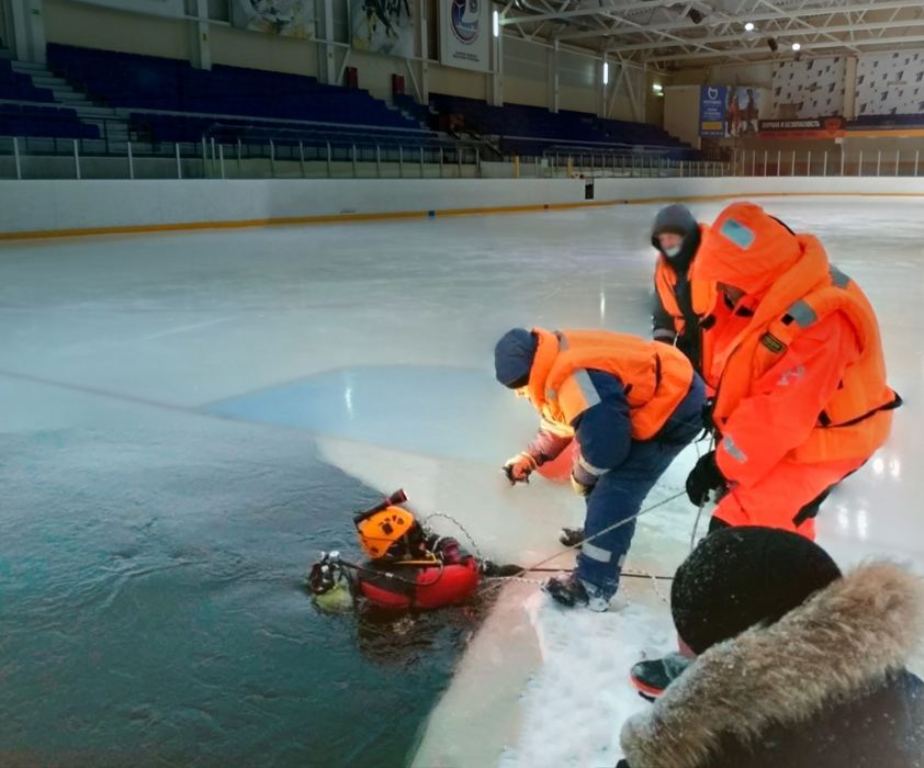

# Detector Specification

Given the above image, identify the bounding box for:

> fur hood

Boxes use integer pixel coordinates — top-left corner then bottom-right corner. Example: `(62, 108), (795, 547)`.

(621, 562), (924, 768)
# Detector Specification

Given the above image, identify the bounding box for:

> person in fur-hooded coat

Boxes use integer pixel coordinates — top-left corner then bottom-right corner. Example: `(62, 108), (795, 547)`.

(618, 526), (924, 768)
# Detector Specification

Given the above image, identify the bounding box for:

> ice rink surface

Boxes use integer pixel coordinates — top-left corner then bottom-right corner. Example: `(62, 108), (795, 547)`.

(1, 196), (922, 767)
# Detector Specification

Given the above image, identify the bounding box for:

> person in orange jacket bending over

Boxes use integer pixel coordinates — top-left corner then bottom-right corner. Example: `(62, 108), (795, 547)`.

(495, 327), (705, 611)
(685, 202), (901, 539)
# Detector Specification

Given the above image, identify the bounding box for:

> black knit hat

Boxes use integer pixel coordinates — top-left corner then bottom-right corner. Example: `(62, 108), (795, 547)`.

(671, 527), (842, 655)
(494, 328), (538, 389)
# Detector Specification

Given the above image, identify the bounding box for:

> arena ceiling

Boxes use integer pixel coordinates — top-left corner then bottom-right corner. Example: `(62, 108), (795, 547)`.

(498, 0), (924, 69)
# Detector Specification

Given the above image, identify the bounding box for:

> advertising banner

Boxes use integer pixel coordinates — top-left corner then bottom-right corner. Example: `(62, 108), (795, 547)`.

(699, 85), (727, 137)
(232, 0), (314, 38)
(351, 0), (416, 58)
(758, 117), (845, 139)
(725, 86), (761, 137)
(440, 0), (491, 73)
(700, 86), (763, 137)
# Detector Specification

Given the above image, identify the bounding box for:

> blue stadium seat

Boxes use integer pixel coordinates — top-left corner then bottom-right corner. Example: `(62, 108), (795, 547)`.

(0, 101), (99, 140)
(46, 44), (428, 142)
(428, 92), (694, 158)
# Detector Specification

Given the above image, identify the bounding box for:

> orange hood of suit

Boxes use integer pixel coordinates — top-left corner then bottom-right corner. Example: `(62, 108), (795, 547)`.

(696, 202), (898, 465)
(693, 202), (804, 297)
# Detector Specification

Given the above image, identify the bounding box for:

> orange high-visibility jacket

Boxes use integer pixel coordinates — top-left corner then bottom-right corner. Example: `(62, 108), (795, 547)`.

(526, 328), (694, 441)
(653, 225), (716, 339)
(695, 203), (899, 488)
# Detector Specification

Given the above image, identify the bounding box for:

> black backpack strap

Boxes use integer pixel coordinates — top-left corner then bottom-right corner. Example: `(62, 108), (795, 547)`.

(818, 391), (903, 429)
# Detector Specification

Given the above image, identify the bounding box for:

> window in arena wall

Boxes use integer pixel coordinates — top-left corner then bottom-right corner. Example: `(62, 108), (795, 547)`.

(0, 0), (9, 51)
(334, 0), (350, 45)
(427, 0), (438, 60)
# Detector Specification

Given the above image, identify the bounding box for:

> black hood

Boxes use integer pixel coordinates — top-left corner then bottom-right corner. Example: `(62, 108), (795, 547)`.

(651, 204), (700, 269)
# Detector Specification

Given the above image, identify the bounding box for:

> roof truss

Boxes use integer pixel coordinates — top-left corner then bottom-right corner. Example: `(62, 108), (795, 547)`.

(498, 0), (924, 68)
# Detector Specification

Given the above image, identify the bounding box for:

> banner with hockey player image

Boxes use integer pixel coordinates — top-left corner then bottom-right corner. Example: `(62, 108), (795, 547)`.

(723, 86), (762, 138)
(440, 0), (491, 72)
(351, 0), (416, 58)
(232, 0), (314, 38)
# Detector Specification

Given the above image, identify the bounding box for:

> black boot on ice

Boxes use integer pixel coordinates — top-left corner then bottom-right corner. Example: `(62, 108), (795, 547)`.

(629, 652), (693, 701)
(558, 527), (585, 547)
(543, 573), (610, 612)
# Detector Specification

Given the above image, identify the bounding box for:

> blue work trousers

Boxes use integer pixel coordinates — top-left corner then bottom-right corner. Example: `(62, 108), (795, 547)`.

(576, 374), (705, 597)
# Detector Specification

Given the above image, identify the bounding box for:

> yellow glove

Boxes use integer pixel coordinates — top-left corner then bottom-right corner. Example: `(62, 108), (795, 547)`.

(570, 473), (593, 496)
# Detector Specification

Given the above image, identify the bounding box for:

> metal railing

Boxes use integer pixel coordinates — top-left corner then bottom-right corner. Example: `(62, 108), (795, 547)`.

(0, 134), (484, 180)
(731, 147), (922, 178)
(3, 132), (922, 182)
(536, 151), (726, 179)
(0, 134), (726, 180)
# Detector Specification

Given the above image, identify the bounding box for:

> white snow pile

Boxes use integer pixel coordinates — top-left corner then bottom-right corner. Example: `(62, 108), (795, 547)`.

(498, 583), (676, 768)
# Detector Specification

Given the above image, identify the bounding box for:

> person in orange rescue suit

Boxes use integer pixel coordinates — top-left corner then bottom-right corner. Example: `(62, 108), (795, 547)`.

(650, 204), (716, 373)
(494, 327), (705, 611)
(685, 202), (901, 539)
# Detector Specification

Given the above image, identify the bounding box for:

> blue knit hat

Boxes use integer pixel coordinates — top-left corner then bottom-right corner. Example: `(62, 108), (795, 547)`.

(494, 328), (538, 388)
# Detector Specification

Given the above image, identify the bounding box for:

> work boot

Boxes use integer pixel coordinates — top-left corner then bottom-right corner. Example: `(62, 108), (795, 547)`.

(630, 652), (693, 701)
(558, 527), (585, 547)
(543, 573), (610, 612)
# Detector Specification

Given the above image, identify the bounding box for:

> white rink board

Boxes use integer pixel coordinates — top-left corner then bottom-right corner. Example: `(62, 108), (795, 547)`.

(2, 176), (924, 236)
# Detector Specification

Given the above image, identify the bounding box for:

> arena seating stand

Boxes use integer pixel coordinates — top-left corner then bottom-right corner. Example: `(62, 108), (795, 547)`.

(0, 58), (98, 139)
(429, 92), (693, 158)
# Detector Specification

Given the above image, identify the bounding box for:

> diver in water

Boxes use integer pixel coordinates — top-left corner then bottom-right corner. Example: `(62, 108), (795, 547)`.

(307, 490), (481, 612)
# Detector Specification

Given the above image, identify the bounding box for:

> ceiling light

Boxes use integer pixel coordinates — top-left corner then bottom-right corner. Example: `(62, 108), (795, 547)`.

(744, 21), (755, 32)
(792, 42), (801, 51)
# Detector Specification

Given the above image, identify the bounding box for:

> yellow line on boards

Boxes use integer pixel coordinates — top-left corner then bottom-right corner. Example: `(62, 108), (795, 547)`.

(2, 189), (924, 242)
(846, 129), (924, 138)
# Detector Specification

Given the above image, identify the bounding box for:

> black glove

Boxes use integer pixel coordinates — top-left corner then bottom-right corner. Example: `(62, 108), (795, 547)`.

(701, 399), (715, 433)
(686, 450), (725, 506)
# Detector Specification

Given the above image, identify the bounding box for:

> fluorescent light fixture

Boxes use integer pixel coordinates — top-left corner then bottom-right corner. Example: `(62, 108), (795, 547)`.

(652, 82), (663, 93)
(603, 61), (609, 85)
(492, 10), (499, 37)
(744, 21), (755, 31)
(792, 42), (801, 51)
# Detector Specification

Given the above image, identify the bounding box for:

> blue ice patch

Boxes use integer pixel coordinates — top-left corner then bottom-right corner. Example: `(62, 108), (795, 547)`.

(720, 218), (756, 249)
(206, 365), (530, 462)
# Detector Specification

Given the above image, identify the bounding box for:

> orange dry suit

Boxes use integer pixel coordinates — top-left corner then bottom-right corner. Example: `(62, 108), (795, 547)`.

(694, 203), (900, 537)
